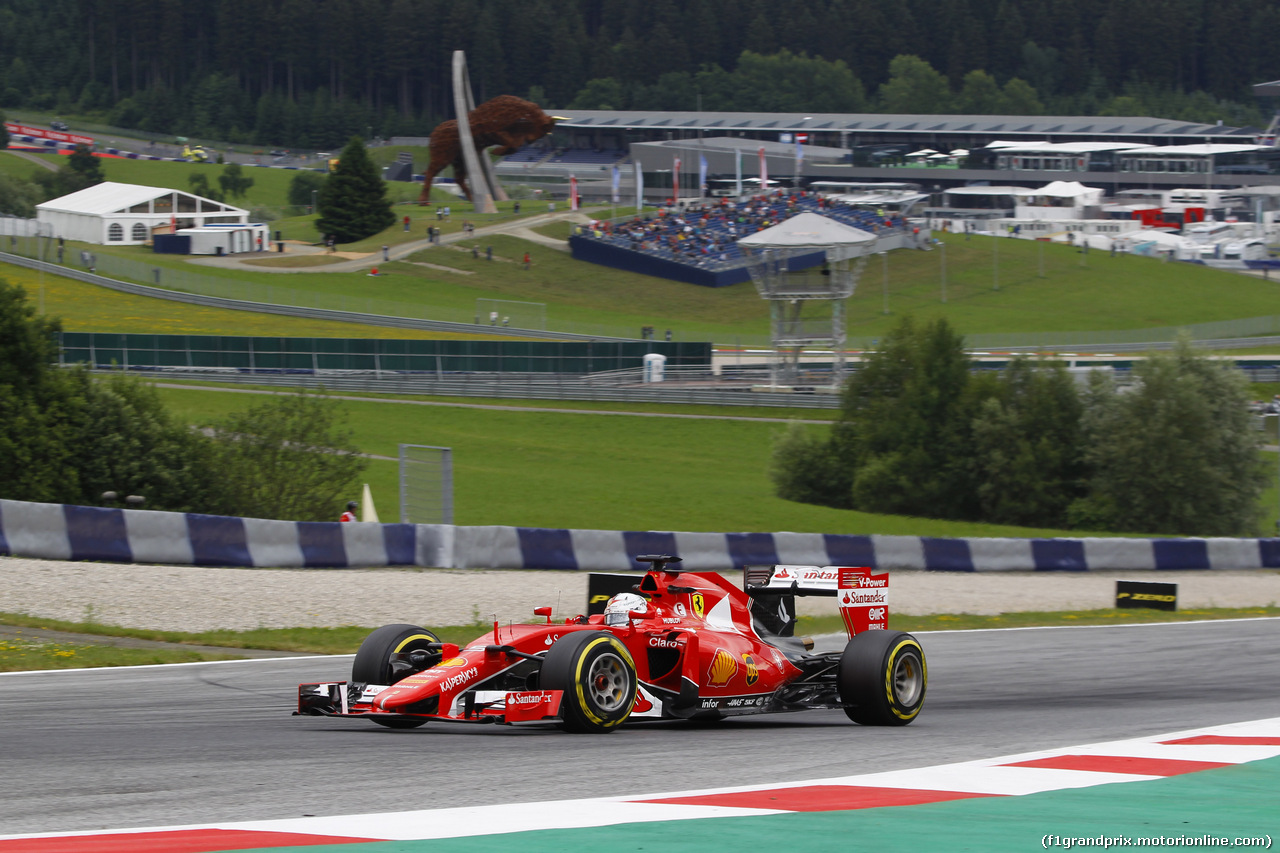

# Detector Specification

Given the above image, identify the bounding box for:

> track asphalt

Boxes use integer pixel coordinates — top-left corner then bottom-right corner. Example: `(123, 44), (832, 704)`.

(5, 718), (1277, 852)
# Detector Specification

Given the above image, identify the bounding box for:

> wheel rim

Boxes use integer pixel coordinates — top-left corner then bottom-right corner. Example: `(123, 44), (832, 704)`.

(586, 652), (630, 712)
(892, 651), (923, 706)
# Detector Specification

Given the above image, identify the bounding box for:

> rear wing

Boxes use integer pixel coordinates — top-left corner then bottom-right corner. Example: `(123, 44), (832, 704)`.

(746, 564), (889, 639)
(744, 564), (840, 596)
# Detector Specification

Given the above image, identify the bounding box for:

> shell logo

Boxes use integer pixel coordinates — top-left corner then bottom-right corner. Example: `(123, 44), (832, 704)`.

(742, 653), (759, 687)
(707, 648), (738, 687)
(438, 657), (468, 667)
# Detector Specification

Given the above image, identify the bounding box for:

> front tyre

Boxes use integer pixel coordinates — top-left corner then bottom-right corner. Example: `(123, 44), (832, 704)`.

(351, 623), (441, 729)
(838, 630), (926, 726)
(540, 631), (637, 733)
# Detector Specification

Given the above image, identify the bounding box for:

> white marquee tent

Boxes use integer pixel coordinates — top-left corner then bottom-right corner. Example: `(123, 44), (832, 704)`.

(36, 181), (250, 246)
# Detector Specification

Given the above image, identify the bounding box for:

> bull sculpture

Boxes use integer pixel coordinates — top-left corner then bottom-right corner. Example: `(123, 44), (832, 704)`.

(418, 95), (566, 204)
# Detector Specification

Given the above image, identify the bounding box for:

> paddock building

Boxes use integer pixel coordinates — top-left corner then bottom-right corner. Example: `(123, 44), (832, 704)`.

(487, 110), (1280, 195)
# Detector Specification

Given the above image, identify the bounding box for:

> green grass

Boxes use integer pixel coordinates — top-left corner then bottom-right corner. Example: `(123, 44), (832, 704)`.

(0, 611), (490, 655)
(0, 264), (521, 339)
(59, 226), (1280, 346)
(0, 630), (242, 671)
(155, 383), (1133, 537)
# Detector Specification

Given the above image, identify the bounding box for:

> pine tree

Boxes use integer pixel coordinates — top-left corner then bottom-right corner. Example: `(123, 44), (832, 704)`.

(315, 136), (395, 244)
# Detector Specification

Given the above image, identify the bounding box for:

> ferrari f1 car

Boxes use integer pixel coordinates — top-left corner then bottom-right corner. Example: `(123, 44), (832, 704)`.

(295, 555), (926, 733)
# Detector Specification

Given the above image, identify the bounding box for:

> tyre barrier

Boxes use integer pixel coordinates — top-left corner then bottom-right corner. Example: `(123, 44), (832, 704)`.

(1, 498), (1279, 571)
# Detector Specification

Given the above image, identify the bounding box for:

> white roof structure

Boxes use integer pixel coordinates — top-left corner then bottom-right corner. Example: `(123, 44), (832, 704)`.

(738, 212), (876, 256)
(985, 141), (1141, 154)
(1035, 180), (1101, 198)
(1120, 143), (1267, 156)
(36, 181), (248, 246)
(944, 185), (1037, 197)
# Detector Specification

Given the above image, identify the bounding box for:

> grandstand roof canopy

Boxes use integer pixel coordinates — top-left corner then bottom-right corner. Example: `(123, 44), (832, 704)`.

(738, 212), (876, 250)
(634, 136), (848, 160)
(559, 110), (1253, 140)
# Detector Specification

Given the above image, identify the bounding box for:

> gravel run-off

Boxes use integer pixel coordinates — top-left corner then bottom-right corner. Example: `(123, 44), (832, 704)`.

(2, 557), (1278, 632)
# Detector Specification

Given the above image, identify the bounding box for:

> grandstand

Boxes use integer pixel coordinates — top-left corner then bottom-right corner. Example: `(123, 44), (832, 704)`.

(568, 190), (922, 287)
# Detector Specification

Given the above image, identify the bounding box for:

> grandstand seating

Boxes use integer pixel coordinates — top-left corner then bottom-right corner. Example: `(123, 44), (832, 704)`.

(502, 146), (551, 164)
(570, 191), (907, 286)
(547, 148), (629, 166)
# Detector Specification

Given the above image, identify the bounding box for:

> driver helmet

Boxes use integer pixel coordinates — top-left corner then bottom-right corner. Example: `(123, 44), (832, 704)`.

(346, 501), (358, 510)
(603, 592), (647, 627)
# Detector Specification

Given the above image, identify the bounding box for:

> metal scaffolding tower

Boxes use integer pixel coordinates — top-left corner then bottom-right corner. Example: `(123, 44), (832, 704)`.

(739, 212), (875, 386)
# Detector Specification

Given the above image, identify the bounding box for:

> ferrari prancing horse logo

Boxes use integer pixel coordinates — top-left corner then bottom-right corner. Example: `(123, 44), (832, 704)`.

(690, 593), (705, 618)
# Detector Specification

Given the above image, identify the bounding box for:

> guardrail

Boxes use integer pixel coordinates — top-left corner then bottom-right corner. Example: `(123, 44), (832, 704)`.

(121, 368), (844, 409)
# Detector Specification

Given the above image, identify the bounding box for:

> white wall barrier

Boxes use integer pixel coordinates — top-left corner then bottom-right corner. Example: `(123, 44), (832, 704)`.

(1, 499), (1277, 572)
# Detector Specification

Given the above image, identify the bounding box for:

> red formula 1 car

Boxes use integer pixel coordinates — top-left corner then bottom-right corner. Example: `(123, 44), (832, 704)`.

(295, 555), (926, 732)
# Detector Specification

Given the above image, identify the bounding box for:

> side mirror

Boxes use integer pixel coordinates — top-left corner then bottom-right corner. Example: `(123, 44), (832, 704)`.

(534, 606), (553, 624)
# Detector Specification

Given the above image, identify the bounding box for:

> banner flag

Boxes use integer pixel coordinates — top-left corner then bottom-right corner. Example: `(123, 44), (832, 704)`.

(735, 148), (743, 197)
(699, 154), (708, 198)
(570, 174), (579, 210)
(611, 166), (620, 204)
(759, 147), (767, 191)
(634, 161), (643, 209)
(673, 156), (681, 201)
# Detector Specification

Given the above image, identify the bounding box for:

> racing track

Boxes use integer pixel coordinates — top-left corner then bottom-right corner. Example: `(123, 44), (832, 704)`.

(1, 618), (1277, 836)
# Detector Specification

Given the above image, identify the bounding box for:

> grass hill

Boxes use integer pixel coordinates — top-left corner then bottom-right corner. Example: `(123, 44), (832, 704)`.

(6, 149), (1280, 537)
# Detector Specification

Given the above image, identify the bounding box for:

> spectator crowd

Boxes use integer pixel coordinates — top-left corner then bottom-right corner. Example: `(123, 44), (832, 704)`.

(574, 189), (909, 270)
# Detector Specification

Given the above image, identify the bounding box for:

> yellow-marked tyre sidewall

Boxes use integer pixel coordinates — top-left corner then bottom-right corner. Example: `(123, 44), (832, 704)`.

(543, 631), (637, 733)
(882, 638), (926, 723)
(352, 623), (442, 686)
(838, 630), (927, 727)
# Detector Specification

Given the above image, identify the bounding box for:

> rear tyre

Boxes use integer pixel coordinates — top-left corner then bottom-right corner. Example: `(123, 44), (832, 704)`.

(837, 630), (926, 726)
(540, 631), (637, 733)
(351, 623), (441, 729)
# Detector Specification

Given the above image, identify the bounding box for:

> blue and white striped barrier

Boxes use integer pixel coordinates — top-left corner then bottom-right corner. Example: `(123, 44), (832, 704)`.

(1, 499), (1278, 572)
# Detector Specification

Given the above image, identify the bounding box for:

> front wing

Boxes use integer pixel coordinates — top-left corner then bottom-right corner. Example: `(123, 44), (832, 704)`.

(295, 682), (564, 726)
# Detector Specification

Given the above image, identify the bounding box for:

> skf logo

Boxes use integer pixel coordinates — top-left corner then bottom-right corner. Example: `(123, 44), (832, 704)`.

(708, 648), (737, 686)
(438, 657), (468, 667)
(742, 653), (759, 687)
(691, 593), (705, 618)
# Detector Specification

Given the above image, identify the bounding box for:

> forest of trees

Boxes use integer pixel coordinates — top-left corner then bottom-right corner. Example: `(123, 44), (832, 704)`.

(770, 320), (1268, 537)
(1, 0), (1278, 150)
